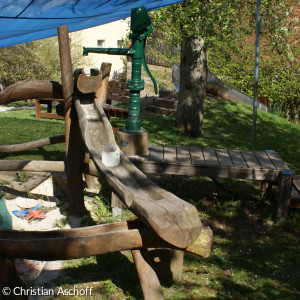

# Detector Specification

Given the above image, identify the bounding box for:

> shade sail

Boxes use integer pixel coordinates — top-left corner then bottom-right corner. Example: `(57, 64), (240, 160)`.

(0, 0), (183, 48)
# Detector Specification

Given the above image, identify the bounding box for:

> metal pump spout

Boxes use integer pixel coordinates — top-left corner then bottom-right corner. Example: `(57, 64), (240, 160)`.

(82, 6), (157, 133)
(83, 47), (129, 56)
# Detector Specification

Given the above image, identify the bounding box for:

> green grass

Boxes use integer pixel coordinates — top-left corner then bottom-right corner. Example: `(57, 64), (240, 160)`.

(0, 98), (299, 299)
(5, 100), (36, 107)
(0, 109), (65, 161)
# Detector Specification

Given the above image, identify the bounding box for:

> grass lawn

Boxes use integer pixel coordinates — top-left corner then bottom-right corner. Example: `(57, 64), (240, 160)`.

(0, 97), (299, 299)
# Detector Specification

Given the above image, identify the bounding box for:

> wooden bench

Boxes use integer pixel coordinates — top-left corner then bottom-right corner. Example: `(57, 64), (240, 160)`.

(35, 80), (130, 121)
(129, 146), (294, 220)
(35, 98), (64, 120)
(106, 80), (130, 105)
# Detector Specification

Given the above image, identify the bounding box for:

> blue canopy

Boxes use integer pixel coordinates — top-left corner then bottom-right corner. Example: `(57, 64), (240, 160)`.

(0, 0), (182, 48)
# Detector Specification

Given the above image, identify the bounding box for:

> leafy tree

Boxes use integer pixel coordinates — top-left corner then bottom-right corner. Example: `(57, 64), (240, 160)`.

(0, 37), (61, 87)
(0, 32), (87, 88)
(151, 0), (299, 126)
(256, 0), (299, 122)
(151, 0), (241, 137)
(209, 0), (299, 122)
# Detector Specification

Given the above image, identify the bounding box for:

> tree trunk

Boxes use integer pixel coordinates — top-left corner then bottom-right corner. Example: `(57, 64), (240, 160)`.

(175, 37), (207, 137)
(294, 102), (299, 124)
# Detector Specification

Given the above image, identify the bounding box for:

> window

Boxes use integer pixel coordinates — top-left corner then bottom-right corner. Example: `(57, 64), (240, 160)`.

(97, 39), (105, 47)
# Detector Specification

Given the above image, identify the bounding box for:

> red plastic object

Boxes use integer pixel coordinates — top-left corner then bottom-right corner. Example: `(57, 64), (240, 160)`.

(26, 210), (45, 220)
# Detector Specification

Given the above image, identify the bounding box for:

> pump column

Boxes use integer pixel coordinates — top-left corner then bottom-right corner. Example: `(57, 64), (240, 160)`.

(117, 34), (148, 156)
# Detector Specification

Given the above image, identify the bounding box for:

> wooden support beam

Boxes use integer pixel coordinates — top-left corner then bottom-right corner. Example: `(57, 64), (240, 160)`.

(84, 151), (98, 189)
(0, 135), (65, 153)
(66, 107), (85, 215)
(111, 192), (123, 208)
(111, 192), (123, 217)
(132, 249), (164, 300)
(148, 249), (184, 280)
(0, 160), (100, 176)
(277, 170), (293, 221)
(0, 221), (212, 260)
(0, 79), (63, 105)
(0, 160), (66, 173)
(58, 25), (85, 216)
(57, 25), (73, 153)
(97, 62), (112, 104)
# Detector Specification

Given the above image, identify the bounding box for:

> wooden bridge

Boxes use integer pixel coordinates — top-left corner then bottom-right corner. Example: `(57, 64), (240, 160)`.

(129, 146), (295, 220)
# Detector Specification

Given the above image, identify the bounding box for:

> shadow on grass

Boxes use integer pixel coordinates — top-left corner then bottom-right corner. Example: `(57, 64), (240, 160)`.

(55, 175), (299, 299)
(150, 175), (300, 299)
(183, 224), (300, 299)
(54, 252), (143, 299)
(57, 171), (298, 299)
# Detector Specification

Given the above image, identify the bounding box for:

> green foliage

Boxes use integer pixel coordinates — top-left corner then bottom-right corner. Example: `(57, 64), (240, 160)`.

(0, 33), (87, 87)
(151, 0), (240, 47)
(150, 0), (299, 123)
(0, 109), (65, 162)
(0, 37), (61, 86)
(93, 195), (111, 218)
(70, 31), (92, 72)
(15, 171), (29, 184)
(208, 0), (299, 122)
(148, 0), (242, 67)
(145, 29), (180, 67)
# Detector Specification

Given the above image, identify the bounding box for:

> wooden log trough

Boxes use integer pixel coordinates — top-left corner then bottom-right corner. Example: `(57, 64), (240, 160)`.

(74, 72), (202, 249)
(0, 71), (211, 299)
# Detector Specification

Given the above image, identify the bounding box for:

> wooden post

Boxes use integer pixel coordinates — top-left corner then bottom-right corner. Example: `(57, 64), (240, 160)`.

(111, 192), (123, 217)
(66, 106), (85, 215)
(57, 26), (73, 154)
(96, 62), (112, 104)
(58, 26), (85, 215)
(81, 65), (110, 190)
(277, 170), (293, 222)
(35, 100), (41, 118)
(132, 249), (164, 300)
(84, 151), (97, 190)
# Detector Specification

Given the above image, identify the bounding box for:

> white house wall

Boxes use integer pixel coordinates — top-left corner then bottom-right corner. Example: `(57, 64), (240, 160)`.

(72, 19), (129, 76)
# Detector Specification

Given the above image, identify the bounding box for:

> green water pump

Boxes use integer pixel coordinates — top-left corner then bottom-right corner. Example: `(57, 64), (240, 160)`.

(83, 6), (157, 133)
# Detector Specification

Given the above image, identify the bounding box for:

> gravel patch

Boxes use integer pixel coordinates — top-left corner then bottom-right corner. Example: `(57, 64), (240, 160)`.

(0, 106), (36, 112)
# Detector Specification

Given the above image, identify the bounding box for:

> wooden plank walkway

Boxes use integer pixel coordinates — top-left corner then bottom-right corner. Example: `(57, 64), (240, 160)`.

(130, 147), (290, 181)
(129, 146), (294, 220)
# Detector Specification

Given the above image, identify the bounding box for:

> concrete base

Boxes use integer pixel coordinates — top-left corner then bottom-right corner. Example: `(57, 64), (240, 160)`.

(117, 130), (148, 156)
(112, 207), (122, 217)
